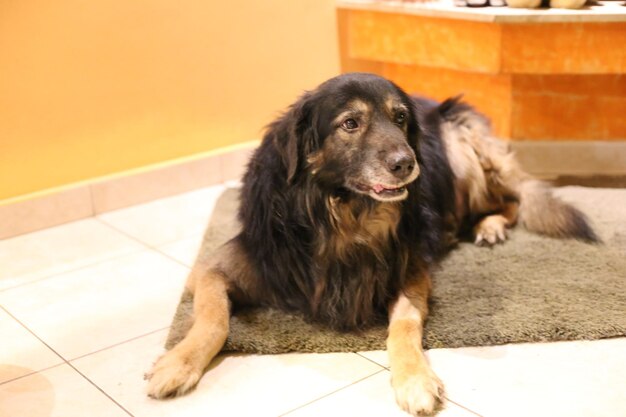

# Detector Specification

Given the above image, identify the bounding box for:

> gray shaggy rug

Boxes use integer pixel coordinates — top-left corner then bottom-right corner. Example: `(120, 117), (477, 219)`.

(166, 186), (626, 353)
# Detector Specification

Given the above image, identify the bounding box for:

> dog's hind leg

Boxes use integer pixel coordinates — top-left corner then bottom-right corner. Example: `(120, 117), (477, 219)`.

(473, 200), (519, 246)
(474, 214), (508, 245)
(388, 271), (444, 416)
(146, 261), (230, 399)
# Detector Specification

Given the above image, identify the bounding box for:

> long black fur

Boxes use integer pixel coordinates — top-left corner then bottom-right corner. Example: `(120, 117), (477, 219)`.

(234, 74), (456, 331)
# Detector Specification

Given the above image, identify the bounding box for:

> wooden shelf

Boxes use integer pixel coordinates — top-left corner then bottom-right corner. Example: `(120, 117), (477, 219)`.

(337, 1), (626, 140)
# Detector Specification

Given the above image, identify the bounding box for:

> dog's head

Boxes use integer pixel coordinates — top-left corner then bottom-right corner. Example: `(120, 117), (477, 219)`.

(272, 73), (421, 202)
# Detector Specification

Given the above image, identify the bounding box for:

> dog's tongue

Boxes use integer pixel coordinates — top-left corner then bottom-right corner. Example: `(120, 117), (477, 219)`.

(373, 184), (386, 193)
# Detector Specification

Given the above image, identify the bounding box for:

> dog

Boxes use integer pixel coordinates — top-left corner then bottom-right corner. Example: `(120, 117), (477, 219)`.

(146, 73), (597, 415)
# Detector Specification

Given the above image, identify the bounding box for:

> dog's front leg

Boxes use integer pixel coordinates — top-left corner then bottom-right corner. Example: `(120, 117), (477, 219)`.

(388, 273), (444, 415)
(146, 265), (230, 399)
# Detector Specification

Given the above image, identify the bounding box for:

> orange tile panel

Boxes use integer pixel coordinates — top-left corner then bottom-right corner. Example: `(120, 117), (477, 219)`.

(514, 74), (626, 97)
(511, 74), (626, 140)
(337, 9), (385, 75)
(347, 11), (502, 73)
(385, 64), (512, 138)
(501, 23), (626, 74)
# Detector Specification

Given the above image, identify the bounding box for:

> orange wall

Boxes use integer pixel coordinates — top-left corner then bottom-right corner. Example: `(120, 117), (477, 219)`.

(0, 1), (340, 201)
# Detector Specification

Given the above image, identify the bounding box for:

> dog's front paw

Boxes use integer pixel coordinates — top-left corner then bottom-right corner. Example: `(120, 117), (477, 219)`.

(392, 369), (444, 416)
(146, 350), (202, 399)
(474, 214), (508, 246)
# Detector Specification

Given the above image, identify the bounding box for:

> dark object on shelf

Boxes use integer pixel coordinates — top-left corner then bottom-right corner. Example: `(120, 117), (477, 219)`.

(454, 0), (507, 6)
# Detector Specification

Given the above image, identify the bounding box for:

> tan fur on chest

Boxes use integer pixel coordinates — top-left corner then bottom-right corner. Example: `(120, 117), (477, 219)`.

(323, 197), (401, 260)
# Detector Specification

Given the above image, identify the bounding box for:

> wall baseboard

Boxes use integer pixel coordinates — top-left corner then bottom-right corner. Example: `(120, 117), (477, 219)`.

(511, 140), (626, 177)
(0, 142), (258, 240)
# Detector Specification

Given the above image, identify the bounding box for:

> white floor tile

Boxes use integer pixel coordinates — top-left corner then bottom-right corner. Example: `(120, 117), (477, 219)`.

(0, 250), (188, 359)
(73, 330), (385, 417)
(427, 338), (626, 417)
(0, 309), (63, 384)
(0, 219), (144, 291)
(285, 370), (480, 417)
(0, 364), (128, 417)
(156, 234), (204, 267)
(98, 185), (228, 246)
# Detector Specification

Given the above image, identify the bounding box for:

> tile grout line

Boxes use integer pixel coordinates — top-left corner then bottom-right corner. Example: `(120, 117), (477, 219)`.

(95, 217), (204, 270)
(94, 217), (198, 270)
(0, 306), (135, 416)
(446, 397), (486, 417)
(65, 361), (135, 417)
(355, 352), (389, 369)
(87, 183), (97, 217)
(278, 369), (388, 416)
(0, 322), (166, 387)
(0, 305), (67, 370)
(92, 180), (239, 251)
(0, 362), (66, 387)
(352, 353), (485, 417)
(92, 182), (246, 265)
(0, 245), (147, 294)
(68, 326), (171, 363)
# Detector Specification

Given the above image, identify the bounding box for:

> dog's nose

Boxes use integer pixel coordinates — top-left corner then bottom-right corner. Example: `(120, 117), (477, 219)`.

(386, 153), (415, 179)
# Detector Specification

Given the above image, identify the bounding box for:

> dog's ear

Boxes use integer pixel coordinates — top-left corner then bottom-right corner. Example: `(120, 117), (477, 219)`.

(271, 91), (319, 183)
(406, 102), (422, 150)
(403, 97), (425, 158)
(389, 82), (422, 153)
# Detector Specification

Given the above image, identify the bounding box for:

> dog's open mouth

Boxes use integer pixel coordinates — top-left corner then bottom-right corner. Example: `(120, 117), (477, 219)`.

(356, 183), (408, 202)
(372, 184), (406, 197)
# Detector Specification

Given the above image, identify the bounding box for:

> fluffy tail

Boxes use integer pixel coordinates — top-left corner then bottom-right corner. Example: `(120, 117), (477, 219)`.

(431, 94), (599, 243)
(518, 180), (599, 243)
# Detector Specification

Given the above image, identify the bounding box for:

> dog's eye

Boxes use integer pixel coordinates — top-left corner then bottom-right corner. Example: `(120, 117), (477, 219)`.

(395, 112), (407, 125)
(341, 119), (359, 131)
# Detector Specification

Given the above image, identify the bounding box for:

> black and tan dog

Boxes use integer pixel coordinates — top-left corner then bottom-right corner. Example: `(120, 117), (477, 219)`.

(146, 73), (597, 415)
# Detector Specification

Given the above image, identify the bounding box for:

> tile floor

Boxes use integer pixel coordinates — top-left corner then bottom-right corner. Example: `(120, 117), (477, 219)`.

(1, 183), (625, 417)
